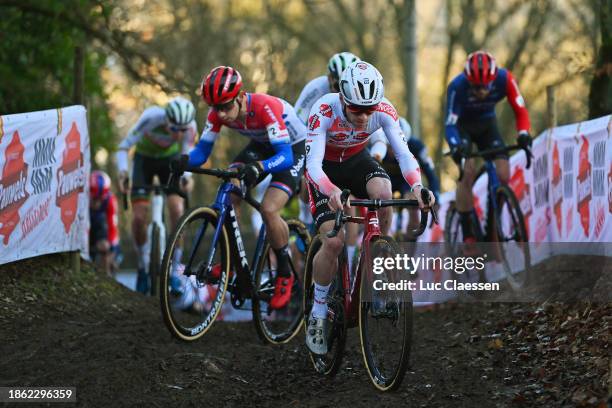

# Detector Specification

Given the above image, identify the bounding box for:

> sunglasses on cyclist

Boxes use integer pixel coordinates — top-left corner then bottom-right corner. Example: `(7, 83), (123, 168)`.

(346, 103), (379, 114)
(168, 124), (189, 132)
(213, 99), (237, 112)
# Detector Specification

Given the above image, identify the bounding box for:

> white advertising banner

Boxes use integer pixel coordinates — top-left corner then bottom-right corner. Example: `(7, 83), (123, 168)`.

(0, 106), (90, 265)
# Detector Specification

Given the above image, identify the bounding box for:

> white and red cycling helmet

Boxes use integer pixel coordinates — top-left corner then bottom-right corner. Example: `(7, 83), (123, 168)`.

(339, 61), (384, 107)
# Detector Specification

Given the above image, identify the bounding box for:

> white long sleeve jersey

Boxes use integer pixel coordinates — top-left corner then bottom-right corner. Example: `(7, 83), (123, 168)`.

(305, 93), (422, 196)
(294, 76), (329, 124)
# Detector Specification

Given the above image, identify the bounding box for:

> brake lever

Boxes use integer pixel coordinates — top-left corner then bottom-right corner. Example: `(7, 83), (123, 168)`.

(524, 147), (533, 169)
(326, 189), (351, 238)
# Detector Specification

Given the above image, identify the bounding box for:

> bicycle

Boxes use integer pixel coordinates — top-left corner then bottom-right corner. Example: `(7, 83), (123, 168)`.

(160, 166), (310, 344)
(444, 144), (532, 289)
(122, 177), (171, 296)
(303, 189), (435, 391)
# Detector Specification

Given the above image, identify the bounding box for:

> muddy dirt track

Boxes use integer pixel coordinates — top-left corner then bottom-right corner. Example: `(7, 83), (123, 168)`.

(0, 254), (609, 407)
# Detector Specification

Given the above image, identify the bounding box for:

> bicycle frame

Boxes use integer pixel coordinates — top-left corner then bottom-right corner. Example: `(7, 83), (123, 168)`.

(186, 179), (267, 307)
(340, 208), (381, 328)
(483, 160), (501, 218)
(329, 195), (430, 328)
(148, 185), (166, 258)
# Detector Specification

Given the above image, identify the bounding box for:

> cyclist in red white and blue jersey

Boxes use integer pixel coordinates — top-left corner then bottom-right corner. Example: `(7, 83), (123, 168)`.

(89, 170), (120, 277)
(185, 66), (306, 310)
(445, 51), (532, 242)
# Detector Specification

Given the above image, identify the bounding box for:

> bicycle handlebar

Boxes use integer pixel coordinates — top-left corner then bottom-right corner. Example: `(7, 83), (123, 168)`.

(444, 144), (533, 181)
(326, 189), (437, 239)
(168, 166), (261, 211)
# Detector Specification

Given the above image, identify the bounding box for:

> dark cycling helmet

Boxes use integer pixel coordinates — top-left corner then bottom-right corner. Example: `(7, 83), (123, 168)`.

(464, 51), (498, 86)
(90, 170), (111, 199)
(201, 66), (243, 105)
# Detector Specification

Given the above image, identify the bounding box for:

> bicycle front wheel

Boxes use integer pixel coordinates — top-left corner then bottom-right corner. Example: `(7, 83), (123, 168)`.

(359, 236), (412, 391)
(253, 219), (310, 344)
(160, 207), (230, 341)
(303, 234), (347, 376)
(494, 185), (531, 289)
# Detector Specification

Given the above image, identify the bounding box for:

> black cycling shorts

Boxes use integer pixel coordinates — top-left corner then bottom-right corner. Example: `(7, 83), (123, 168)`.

(306, 149), (390, 229)
(90, 211), (108, 246)
(458, 117), (508, 160)
(381, 159), (411, 196)
(131, 153), (182, 201)
(230, 140), (305, 197)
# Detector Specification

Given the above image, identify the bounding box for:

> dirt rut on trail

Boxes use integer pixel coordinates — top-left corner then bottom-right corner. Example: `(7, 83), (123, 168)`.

(0, 254), (609, 407)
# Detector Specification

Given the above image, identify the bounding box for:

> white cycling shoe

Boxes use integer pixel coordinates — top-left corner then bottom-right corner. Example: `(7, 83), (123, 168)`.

(306, 314), (328, 355)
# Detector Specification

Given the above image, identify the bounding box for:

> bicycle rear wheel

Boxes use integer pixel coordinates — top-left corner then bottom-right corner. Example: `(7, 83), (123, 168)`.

(253, 219), (310, 344)
(359, 236), (412, 391)
(160, 207), (230, 341)
(494, 185), (531, 289)
(303, 234), (346, 376)
(149, 224), (160, 297)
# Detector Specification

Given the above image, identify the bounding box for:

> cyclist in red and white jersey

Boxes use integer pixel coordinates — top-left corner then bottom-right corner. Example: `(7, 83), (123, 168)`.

(304, 61), (434, 354)
(295, 51), (364, 266)
(183, 66), (306, 310)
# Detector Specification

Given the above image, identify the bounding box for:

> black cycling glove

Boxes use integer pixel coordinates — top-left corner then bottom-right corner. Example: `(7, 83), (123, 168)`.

(450, 140), (469, 165)
(170, 154), (189, 175)
(240, 162), (263, 187)
(517, 132), (532, 150)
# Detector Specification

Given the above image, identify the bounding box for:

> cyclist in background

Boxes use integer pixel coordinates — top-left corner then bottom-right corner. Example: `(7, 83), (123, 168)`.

(445, 51), (531, 243)
(89, 170), (121, 277)
(372, 117), (441, 239)
(116, 97), (197, 294)
(295, 51), (361, 123)
(183, 66), (306, 310)
(304, 61), (434, 354)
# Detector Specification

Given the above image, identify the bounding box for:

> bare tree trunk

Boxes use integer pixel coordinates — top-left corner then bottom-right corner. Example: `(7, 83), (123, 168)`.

(433, 0), (459, 171)
(73, 45), (84, 105)
(401, 0), (420, 134)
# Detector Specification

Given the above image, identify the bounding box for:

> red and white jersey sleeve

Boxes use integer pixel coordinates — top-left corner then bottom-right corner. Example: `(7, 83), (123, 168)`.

(199, 108), (222, 144)
(305, 96), (337, 195)
(505, 70), (531, 133)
